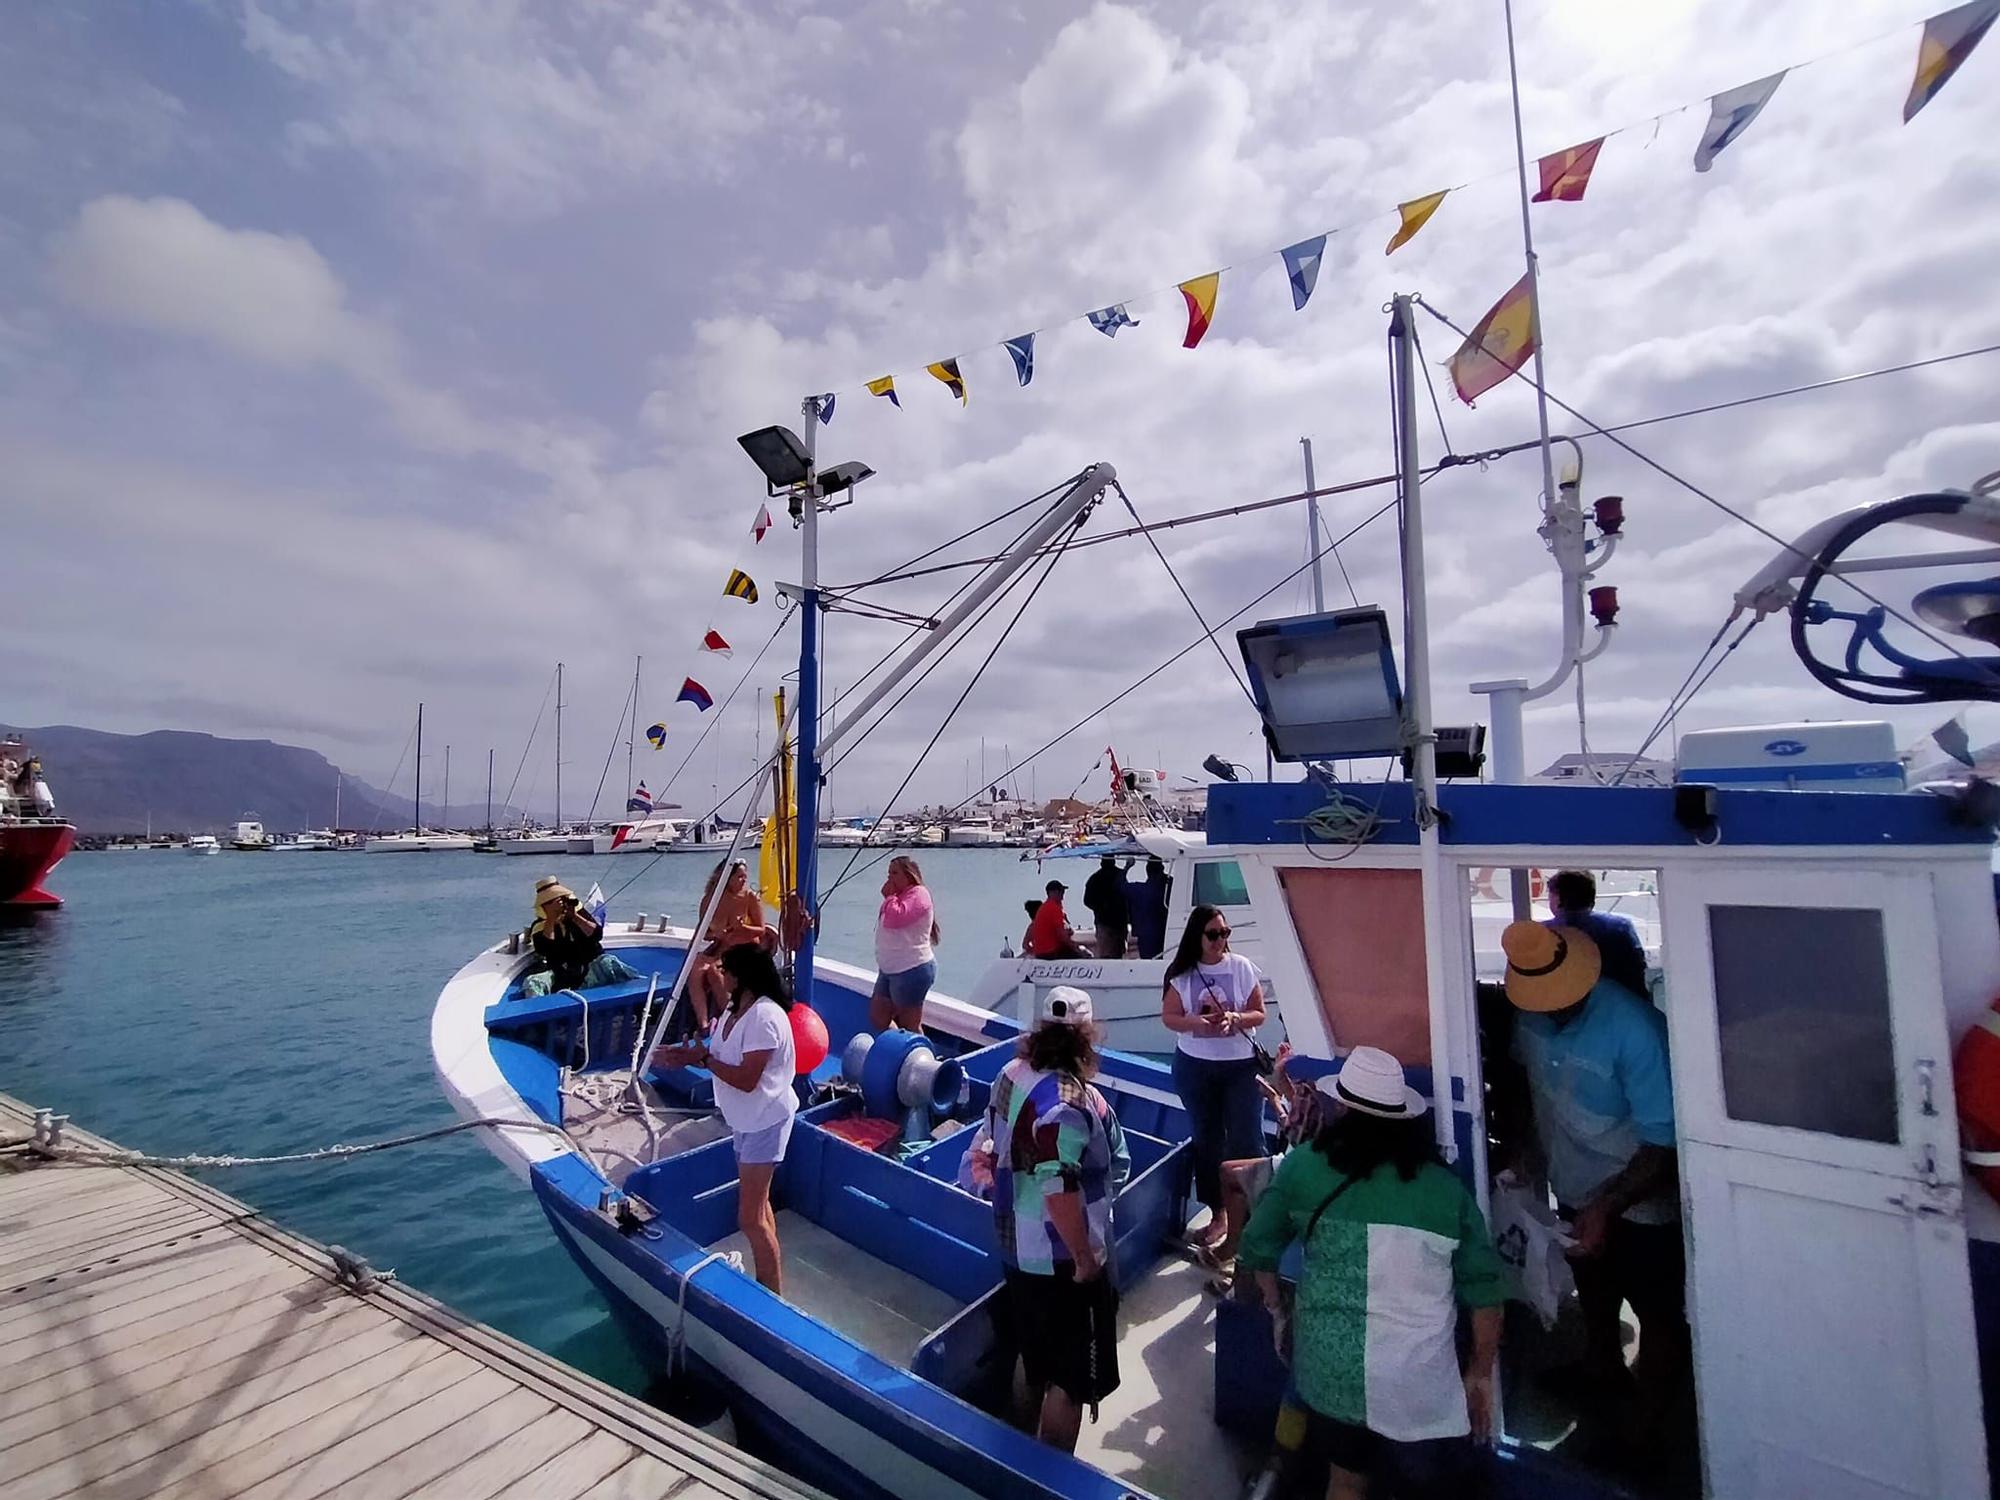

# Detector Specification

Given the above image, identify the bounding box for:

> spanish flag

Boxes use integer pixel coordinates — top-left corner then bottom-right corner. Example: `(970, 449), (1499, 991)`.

(866, 375), (900, 409)
(723, 569), (758, 604)
(927, 358), (967, 406)
(1179, 273), (1220, 349)
(1905, 0), (1998, 122)
(1449, 273), (1537, 404)
(1532, 137), (1604, 203)
(1385, 190), (1448, 255)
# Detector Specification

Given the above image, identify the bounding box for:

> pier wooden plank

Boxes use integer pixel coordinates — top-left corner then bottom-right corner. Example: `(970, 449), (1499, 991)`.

(409, 1404), (598, 1500)
(0, 1094), (825, 1500)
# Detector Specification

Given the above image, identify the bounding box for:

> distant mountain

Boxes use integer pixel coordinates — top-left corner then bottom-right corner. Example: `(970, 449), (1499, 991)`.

(8, 724), (521, 836)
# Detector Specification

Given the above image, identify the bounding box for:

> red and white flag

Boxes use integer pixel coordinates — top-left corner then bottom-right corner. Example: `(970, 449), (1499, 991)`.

(752, 504), (773, 543)
(701, 629), (732, 657)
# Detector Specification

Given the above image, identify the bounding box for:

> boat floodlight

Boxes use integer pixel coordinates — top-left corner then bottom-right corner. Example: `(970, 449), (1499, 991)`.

(1237, 607), (1403, 763)
(1200, 753), (1242, 783)
(816, 459), (875, 497)
(737, 425), (813, 489)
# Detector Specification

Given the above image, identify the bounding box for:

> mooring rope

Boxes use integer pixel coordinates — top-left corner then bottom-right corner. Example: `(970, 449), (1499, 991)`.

(1, 1114), (570, 1171)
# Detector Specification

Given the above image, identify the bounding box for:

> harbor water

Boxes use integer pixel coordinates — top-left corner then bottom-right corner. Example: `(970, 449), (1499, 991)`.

(0, 845), (1048, 1394)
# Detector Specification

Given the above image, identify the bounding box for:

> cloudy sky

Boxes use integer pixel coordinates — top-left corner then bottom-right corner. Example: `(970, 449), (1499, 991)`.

(6, 0), (1998, 823)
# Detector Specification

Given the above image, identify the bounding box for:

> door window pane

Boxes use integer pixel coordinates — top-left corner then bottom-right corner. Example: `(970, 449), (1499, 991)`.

(1709, 905), (1898, 1143)
(1194, 860), (1250, 907)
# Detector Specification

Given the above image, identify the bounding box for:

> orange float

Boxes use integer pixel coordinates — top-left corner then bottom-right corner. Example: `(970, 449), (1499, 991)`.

(1955, 999), (2000, 1202)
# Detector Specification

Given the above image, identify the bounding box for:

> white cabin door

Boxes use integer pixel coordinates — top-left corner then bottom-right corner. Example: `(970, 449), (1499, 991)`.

(1662, 866), (1987, 1500)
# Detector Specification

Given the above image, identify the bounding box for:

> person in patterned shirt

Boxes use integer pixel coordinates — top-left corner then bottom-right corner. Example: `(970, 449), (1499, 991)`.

(983, 986), (1131, 1453)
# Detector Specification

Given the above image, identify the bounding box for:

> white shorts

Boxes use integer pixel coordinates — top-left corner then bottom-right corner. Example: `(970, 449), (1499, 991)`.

(732, 1115), (796, 1166)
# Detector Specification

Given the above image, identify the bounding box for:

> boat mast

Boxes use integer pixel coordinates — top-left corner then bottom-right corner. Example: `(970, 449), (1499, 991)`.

(333, 769), (341, 832)
(485, 749), (493, 835)
(414, 702), (423, 833)
(1302, 437), (1326, 612)
(627, 655), (641, 813)
(1392, 295), (1453, 1159)
(554, 662), (563, 831)
(443, 744), (451, 832)
(793, 394), (826, 993)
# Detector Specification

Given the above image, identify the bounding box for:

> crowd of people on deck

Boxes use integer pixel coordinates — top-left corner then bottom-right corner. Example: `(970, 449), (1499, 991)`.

(518, 857), (1686, 1496)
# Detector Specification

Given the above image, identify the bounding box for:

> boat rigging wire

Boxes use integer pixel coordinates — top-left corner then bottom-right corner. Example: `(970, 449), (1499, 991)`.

(843, 471), (1087, 594)
(365, 716), (418, 835)
(1612, 616), (1763, 786)
(1412, 299), (2000, 701)
(818, 494), (1411, 902)
(500, 664), (559, 830)
(821, 511), (1089, 903)
(832, 338), (2000, 597)
(583, 662), (641, 825)
(1112, 479), (1255, 707)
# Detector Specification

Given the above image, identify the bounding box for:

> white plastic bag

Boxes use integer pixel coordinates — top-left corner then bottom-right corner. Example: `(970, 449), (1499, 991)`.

(1490, 1172), (1576, 1328)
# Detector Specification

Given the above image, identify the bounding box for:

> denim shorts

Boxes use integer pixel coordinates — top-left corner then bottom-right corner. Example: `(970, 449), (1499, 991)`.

(872, 960), (936, 1010)
(732, 1114), (796, 1166)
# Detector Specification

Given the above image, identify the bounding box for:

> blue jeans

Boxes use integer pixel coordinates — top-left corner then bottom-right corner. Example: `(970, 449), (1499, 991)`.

(1171, 1050), (1265, 1211)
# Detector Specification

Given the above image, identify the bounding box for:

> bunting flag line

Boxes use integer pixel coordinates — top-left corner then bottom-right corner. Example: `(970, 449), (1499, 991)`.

(1532, 137), (1606, 202)
(724, 569), (759, 603)
(1179, 273), (1220, 349)
(927, 358), (967, 405)
(627, 782), (654, 814)
(1449, 272), (1538, 404)
(751, 504), (773, 543)
(1905, 0), (1999, 121)
(1694, 72), (1785, 171)
(1004, 334), (1036, 386)
(1281, 235), (1327, 311)
(814, 394), (836, 424)
(677, 678), (715, 712)
(1087, 304), (1140, 337)
(866, 375), (901, 408)
(1385, 190), (1448, 255)
(646, 722), (667, 749)
(702, 629), (733, 657)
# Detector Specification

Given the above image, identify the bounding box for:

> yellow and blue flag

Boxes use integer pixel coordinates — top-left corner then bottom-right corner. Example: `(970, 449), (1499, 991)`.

(724, 569), (758, 604)
(1906, 0), (1999, 122)
(927, 359), (967, 405)
(866, 375), (900, 408)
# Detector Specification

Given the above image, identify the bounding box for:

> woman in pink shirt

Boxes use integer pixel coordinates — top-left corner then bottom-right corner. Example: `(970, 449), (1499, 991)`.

(870, 855), (941, 1032)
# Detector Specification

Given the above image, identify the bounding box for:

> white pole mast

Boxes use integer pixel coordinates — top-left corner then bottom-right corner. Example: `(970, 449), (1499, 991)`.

(1302, 437), (1326, 613)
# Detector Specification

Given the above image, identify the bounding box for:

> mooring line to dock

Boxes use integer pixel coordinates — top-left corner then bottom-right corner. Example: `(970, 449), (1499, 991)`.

(2, 1111), (570, 1171)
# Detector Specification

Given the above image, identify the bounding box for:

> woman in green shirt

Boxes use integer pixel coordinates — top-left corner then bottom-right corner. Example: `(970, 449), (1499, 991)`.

(1240, 1046), (1505, 1500)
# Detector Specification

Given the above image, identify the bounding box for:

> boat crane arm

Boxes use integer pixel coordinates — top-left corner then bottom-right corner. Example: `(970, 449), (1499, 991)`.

(815, 463), (1116, 760)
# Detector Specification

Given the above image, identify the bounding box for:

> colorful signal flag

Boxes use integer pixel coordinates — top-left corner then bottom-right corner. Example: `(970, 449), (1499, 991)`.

(1087, 304), (1139, 337)
(677, 678), (714, 712)
(866, 375), (900, 408)
(926, 359), (967, 405)
(702, 629), (732, 657)
(1449, 273), (1538, 404)
(645, 722), (667, 749)
(1906, 0), (1999, 122)
(1532, 137), (1605, 202)
(723, 569), (758, 603)
(1694, 72), (1785, 172)
(751, 504), (772, 543)
(1004, 334), (1036, 386)
(1179, 273), (1219, 349)
(1280, 235), (1326, 311)
(1385, 191), (1448, 255)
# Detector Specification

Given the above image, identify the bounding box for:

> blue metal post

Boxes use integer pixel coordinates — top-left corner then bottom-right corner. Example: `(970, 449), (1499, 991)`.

(792, 395), (823, 1002)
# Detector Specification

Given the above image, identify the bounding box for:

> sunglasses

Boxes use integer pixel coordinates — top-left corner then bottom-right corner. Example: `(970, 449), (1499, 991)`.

(1204, 927), (1230, 941)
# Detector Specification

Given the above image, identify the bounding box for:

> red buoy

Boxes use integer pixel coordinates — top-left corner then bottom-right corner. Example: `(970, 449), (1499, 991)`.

(1955, 999), (2000, 1204)
(790, 1005), (830, 1076)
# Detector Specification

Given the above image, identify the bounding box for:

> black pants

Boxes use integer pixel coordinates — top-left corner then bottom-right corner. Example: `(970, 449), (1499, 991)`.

(1569, 1215), (1690, 1413)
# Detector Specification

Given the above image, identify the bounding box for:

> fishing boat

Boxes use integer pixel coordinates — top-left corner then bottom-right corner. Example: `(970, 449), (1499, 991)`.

(436, 295), (2000, 1500)
(0, 737), (73, 909)
(229, 818), (271, 850)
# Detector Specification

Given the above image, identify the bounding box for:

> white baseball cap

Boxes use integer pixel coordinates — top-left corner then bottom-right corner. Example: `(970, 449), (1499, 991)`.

(1040, 986), (1094, 1026)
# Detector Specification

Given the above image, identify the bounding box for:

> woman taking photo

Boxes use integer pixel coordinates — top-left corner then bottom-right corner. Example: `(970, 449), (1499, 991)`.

(1239, 1047), (1504, 1499)
(654, 944), (797, 1293)
(870, 855), (940, 1032)
(1162, 903), (1267, 1258)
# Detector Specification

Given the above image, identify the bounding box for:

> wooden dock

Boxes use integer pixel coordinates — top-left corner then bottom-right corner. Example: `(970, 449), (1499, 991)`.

(0, 1092), (826, 1500)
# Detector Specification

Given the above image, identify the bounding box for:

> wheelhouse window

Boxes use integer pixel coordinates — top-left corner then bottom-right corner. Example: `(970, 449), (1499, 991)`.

(1194, 859), (1250, 907)
(1709, 905), (1898, 1144)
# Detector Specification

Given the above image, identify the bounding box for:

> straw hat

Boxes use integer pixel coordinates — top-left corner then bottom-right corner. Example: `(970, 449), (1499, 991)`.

(534, 876), (576, 912)
(1501, 921), (1602, 1013)
(1315, 1045), (1426, 1119)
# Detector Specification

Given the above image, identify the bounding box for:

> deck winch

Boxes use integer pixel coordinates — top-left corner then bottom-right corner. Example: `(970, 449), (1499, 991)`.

(840, 1030), (964, 1139)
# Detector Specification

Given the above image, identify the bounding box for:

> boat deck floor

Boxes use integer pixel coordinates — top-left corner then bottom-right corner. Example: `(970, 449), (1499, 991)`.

(714, 1211), (962, 1367)
(562, 1078), (730, 1186)
(1074, 1255), (1256, 1500)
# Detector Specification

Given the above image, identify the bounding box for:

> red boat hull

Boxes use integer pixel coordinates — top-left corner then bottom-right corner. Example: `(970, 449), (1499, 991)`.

(0, 823), (75, 908)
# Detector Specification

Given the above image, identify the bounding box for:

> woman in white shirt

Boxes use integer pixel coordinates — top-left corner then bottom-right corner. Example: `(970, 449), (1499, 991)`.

(1161, 903), (1268, 1258)
(655, 944), (798, 1292)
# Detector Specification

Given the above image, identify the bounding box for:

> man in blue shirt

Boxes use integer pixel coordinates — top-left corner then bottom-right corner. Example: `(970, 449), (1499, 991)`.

(1545, 869), (1650, 1000)
(1503, 919), (1686, 1455)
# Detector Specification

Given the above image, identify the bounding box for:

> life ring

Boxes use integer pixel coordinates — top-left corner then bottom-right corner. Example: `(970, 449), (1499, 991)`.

(1470, 867), (1546, 903)
(1955, 999), (2000, 1203)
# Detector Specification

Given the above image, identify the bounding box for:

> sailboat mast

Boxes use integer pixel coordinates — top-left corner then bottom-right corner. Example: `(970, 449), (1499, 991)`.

(333, 770), (341, 832)
(443, 745), (451, 833)
(414, 703), (424, 833)
(627, 655), (640, 809)
(554, 662), (563, 830)
(486, 749), (493, 834)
